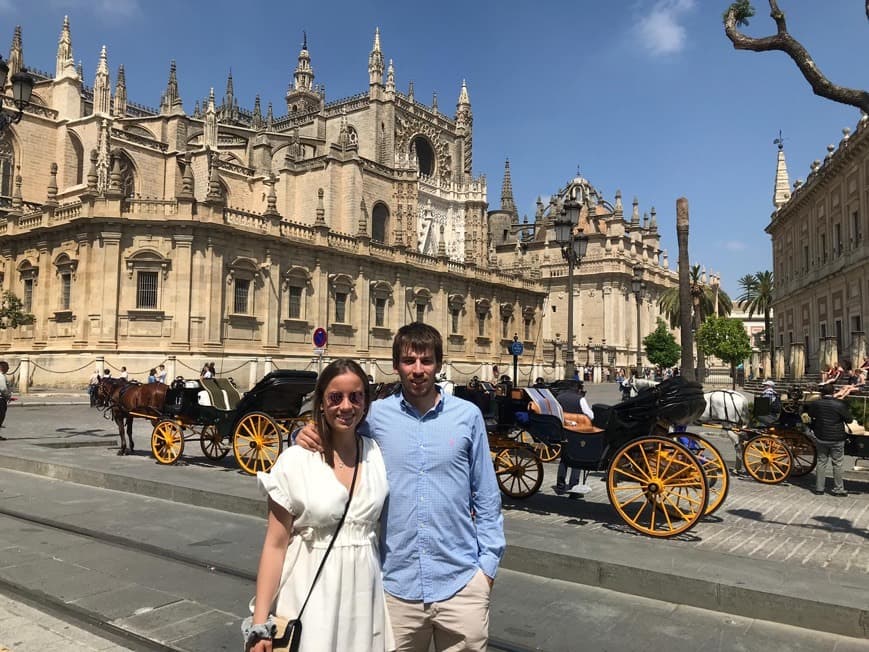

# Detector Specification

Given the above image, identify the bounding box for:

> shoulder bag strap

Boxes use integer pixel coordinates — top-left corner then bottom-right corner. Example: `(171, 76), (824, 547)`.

(295, 435), (362, 620)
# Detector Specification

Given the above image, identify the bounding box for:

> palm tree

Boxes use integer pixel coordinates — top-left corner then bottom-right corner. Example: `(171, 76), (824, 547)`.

(658, 265), (733, 381)
(738, 270), (774, 376)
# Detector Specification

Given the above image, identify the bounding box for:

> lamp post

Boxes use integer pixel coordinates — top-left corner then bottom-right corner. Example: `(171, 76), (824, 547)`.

(0, 55), (35, 133)
(631, 266), (646, 378)
(556, 194), (589, 380)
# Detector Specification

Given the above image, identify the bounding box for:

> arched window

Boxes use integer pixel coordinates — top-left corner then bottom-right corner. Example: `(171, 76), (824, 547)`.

(410, 135), (434, 176)
(448, 294), (465, 335)
(17, 260), (38, 313)
(125, 250), (170, 311)
(226, 257), (259, 316)
(475, 298), (491, 338)
(0, 136), (14, 198)
(65, 131), (84, 187)
(370, 281), (393, 329)
(372, 203), (389, 243)
(54, 253), (78, 312)
(283, 266), (312, 321)
(329, 274), (355, 324)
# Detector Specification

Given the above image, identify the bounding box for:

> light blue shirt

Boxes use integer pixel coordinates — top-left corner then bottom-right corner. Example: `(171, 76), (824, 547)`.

(361, 388), (505, 602)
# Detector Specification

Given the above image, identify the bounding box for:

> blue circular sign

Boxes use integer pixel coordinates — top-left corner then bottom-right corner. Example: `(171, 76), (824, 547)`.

(313, 327), (328, 348)
(510, 341), (524, 357)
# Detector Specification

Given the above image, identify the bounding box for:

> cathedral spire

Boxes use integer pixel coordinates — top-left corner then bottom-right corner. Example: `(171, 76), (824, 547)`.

(631, 196), (640, 225)
(266, 101), (274, 131)
(251, 94), (263, 130)
(160, 60), (183, 115)
(293, 32), (314, 92)
(204, 87), (217, 148)
(92, 45), (111, 115)
(8, 26), (23, 77)
(500, 159), (516, 214)
(55, 16), (76, 79)
(457, 79), (470, 106)
(224, 69), (234, 107)
(407, 80), (414, 103)
(385, 59), (395, 95)
(113, 64), (127, 117)
(368, 27), (384, 87)
(773, 132), (791, 209)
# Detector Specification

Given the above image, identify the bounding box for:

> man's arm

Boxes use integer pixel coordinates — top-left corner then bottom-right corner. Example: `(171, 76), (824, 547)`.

(468, 410), (505, 584)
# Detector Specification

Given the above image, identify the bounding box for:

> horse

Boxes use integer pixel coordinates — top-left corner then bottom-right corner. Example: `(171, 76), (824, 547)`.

(699, 389), (750, 426)
(623, 377), (660, 398)
(97, 378), (168, 455)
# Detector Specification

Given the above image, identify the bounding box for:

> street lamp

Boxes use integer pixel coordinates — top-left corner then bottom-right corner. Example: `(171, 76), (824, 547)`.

(557, 194), (589, 380)
(631, 266), (646, 378)
(0, 55), (35, 133)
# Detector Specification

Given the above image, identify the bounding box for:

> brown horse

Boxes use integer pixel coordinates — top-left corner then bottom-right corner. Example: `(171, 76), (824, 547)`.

(97, 378), (168, 455)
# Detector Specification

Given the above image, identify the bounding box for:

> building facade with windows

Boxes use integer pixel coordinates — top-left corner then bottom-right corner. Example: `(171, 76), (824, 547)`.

(766, 122), (869, 376)
(0, 20), (548, 387)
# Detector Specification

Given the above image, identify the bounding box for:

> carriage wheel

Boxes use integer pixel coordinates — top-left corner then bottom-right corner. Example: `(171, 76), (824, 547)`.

(511, 429), (562, 463)
(493, 447), (543, 499)
(777, 430), (817, 477)
(607, 436), (708, 538)
(151, 420), (184, 465)
(199, 424), (230, 461)
(674, 434), (729, 517)
(233, 411), (283, 475)
(742, 435), (793, 484)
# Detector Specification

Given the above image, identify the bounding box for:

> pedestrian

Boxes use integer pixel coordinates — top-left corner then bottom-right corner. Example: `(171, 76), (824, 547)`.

(0, 361), (10, 437)
(118, 366), (128, 380)
(208, 362), (216, 377)
(147, 368), (157, 383)
(533, 376), (546, 389)
(88, 369), (100, 407)
(554, 381), (594, 493)
(296, 323), (504, 651)
(802, 383), (852, 496)
(102, 369), (111, 379)
(156, 364), (167, 384)
(201, 363), (213, 379)
(245, 358), (392, 651)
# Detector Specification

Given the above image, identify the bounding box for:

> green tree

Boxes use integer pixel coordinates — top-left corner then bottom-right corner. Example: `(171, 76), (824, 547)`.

(738, 270), (774, 374)
(696, 317), (752, 389)
(0, 291), (34, 329)
(643, 319), (681, 369)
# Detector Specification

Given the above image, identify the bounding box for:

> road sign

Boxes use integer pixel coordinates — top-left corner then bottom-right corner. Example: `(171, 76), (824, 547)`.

(510, 340), (524, 357)
(313, 327), (328, 349)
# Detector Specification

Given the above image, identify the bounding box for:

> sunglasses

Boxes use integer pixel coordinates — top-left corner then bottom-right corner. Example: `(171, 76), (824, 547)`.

(325, 390), (366, 408)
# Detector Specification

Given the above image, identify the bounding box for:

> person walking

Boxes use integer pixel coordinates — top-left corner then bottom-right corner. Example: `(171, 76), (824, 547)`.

(802, 383), (852, 496)
(296, 323), (504, 651)
(246, 359), (392, 651)
(0, 361), (10, 437)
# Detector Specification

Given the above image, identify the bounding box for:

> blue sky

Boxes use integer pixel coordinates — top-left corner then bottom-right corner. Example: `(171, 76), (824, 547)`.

(4, 0), (868, 297)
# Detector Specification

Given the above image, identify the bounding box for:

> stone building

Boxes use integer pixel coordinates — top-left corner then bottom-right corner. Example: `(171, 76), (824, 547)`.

(0, 20), (548, 388)
(766, 122), (869, 377)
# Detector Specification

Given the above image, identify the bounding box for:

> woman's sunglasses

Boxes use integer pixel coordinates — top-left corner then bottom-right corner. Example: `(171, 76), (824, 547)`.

(325, 390), (366, 408)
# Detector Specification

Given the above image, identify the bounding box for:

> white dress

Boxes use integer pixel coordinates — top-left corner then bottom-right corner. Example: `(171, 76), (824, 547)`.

(257, 438), (393, 652)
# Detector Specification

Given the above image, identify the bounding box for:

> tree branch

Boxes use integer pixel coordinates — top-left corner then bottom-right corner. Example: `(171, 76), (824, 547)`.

(724, 1), (869, 113)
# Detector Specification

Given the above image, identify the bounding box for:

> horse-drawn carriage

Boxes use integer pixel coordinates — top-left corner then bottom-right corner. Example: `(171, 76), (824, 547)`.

(458, 378), (729, 538)
(150, 370), (317, 474)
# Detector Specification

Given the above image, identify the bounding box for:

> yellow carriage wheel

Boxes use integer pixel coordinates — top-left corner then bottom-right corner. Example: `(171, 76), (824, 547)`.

(776, 430), (817, 477)
(493, 447), (543, 499)
(742, 435), (792, 484)
(233, 411), (283, 475)
(511, 429), (562, 463)
(673, 434), (729, 517)
(151, 420), (184, 465)
(199, 424), (230, 461)
(607, 436), (708, 538)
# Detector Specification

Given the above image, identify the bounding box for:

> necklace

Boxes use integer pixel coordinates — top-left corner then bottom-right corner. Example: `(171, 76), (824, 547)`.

(334, 441), (358, 469)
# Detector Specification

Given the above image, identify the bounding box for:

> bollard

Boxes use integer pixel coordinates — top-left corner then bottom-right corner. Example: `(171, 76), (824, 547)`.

(264, 356), (274, 376)
(19, 355), (30, 394)
(167, 355), (177, 382)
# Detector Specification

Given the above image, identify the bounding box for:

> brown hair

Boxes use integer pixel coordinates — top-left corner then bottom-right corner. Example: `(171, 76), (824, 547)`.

(392, 322), (443, 367)
(312, 358), (370, 468)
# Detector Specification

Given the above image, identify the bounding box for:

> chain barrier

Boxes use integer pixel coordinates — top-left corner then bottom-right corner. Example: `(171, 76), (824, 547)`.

(29, 359), (99, 374)
(445, 362), (485, 377)
(373, 360), (397, 377)
(219, 361), (249, 374)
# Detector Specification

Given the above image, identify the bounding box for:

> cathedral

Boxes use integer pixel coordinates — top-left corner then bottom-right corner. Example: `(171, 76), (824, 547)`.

(0, 19), (677, 389)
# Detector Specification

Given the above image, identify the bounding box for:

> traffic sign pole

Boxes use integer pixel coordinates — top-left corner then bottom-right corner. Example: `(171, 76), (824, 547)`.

(509, 335), (524, 386)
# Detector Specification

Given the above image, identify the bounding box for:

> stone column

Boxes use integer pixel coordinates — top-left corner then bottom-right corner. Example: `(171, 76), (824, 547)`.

(824, 336), (839, 367)
(205, 240), (224, 345)
(171, 234), (194, 346)
(74, 234), (91, 344)
(818, 337), (827, 371)
(98, 231), (122, 345)
(19, 355), (30, 394)
(95, 355), (105, 375)
(774, 346), (785, 379)
(789, 342), (805, 380)
(248, 357), (259, 390)
(356, 267), (370, 355)
(850, 331), (866, 367)
(34, 241), (50, 345)
(760, 350), (771, 378)
(167, 355), (177, 382)
(264, 356), (274, 375)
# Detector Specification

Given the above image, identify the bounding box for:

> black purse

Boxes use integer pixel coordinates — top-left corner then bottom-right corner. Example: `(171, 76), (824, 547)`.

(263, 437), (362, 652)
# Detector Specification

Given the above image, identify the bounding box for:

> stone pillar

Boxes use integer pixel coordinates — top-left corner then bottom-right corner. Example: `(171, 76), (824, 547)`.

(171, 234), (194, 346)
(205, 241), (224, 345)
(264, 356), (274, 375)
(248, 358), (259, 390)
(356, 268), (370, 355)
(19, 355), (30, 394)
(774, 346), (785, 379)
(98, 231), (122, 345)
(95, 355), (105, 375)
(760, 350), (770, 378)
(750, 351), (759, 378)
(851, 331), (866, 367)
(167, 355), (177, 382)
(789, 342), (805, 380)
(825, 336), (839, 367)
(818, 338), (827, 371)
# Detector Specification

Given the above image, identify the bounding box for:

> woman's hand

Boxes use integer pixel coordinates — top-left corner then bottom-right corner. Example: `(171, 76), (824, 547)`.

(295, 422), (323, 452)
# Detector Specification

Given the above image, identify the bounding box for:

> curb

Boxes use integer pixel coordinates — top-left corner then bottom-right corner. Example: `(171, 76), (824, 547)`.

(0, 454), (865, 639)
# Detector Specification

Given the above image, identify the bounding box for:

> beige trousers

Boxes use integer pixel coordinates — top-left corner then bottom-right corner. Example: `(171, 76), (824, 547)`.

(385, 569), (491, 652)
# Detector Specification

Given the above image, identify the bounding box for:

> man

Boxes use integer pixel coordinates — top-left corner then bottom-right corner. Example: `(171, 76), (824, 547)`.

(297, 323), (504, 651)
(554, 380), (594, 493)
(156, 364), (168, 385)
(802, 383), (852, 497)
(88, 368), (101, 407)
(0, 361), (9, 437)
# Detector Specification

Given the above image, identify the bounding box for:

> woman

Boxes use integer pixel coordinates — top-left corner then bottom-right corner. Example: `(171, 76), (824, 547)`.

(246, 359), (392, 651)
(147, 368), (157, 383)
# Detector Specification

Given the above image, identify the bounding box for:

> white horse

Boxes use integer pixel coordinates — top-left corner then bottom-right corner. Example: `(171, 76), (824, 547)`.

(623, 377), (660, 398)
(699, 389), (750, 427)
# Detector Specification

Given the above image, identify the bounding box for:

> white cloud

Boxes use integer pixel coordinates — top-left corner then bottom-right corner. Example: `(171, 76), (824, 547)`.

(723, 241), (747, 252)
(634, 0), (696, 56)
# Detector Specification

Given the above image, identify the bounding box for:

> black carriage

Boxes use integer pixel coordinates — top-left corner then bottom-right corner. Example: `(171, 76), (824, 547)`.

(150, 370), (317, 474)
